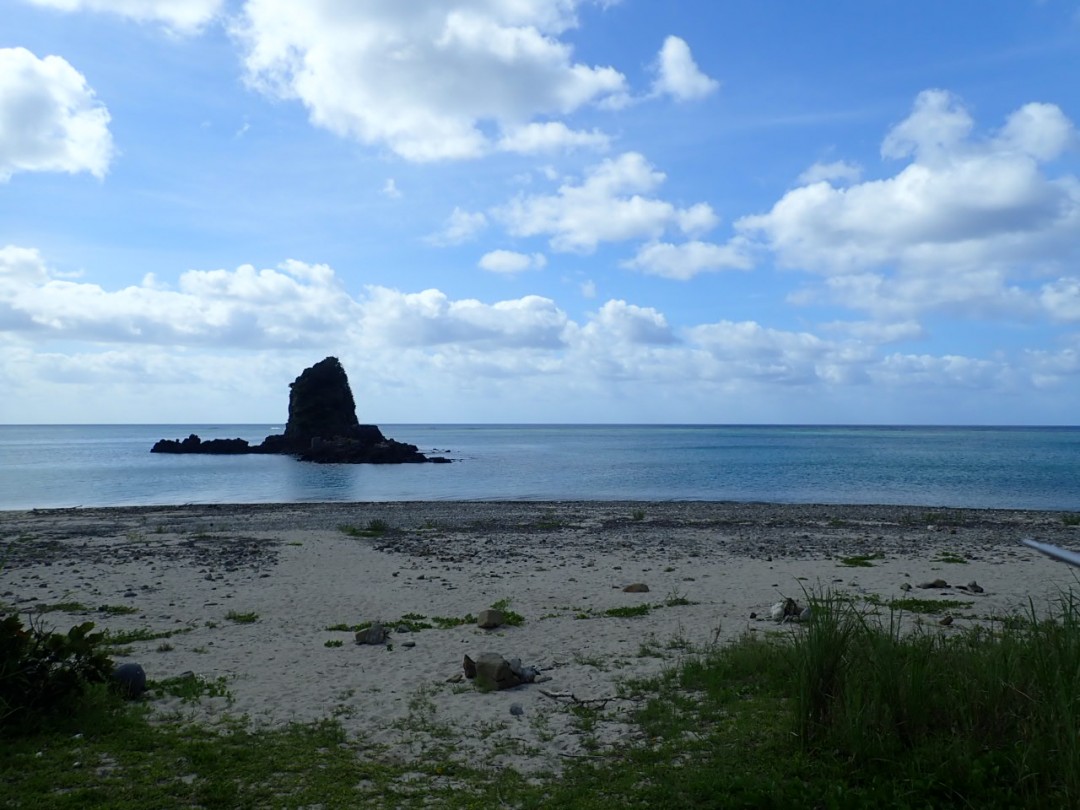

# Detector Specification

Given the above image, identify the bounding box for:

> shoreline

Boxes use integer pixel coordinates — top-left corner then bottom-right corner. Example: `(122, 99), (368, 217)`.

(3, 501), (1080, 773)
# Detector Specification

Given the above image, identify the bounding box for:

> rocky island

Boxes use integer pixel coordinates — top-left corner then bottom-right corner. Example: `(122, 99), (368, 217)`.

(151, 356), (449, 464)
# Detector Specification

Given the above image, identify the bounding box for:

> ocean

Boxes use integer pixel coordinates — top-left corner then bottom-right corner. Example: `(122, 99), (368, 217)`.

(1, 424), (1078, 512)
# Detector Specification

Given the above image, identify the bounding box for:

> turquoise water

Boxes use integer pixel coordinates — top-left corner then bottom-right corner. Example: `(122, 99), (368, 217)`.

(1, 424), (1078, 511)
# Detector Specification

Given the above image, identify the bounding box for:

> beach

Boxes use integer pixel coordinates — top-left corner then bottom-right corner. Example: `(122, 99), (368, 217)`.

(3, 501), (1078, 774)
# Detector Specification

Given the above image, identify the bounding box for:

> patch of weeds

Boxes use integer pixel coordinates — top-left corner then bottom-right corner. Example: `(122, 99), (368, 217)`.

(573, 653), (609, 670)
(225, 610), (259, 624)
(631, 508), (646, 522)
(837, 552), (884, 567)
(97, 604), (139, 615)
(339, 519), (389, 538)
(150, 672), (232, 702)
(432, 615), (474, 629)
(933, 551), (969, 564)
(884, 597), (975, 614)
(1062, 514), (1080, 527)
(103, 627), (190, 645)
(324, 639), (344, 648)
(156, 642), (174, 652)
(490, 598), (525, 626)
(535, 511), (564, 530)
(828, 518), (847, 528)
(663, 589), (696, 608)
(34, 601), (90, 614)
(204, 620), (218, 629)
(605, 604), (651, 618)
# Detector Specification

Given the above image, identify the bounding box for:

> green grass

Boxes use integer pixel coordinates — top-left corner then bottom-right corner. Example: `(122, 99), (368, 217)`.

(837, 552), (884, 567)
(103, 627), (191, 645)
(98, 604), (140, 615)
(9, 591), (1080, 808)
(603, 604), (652, 618)
(225, 611), (259, 624)
(1063, 513), (1080, 526)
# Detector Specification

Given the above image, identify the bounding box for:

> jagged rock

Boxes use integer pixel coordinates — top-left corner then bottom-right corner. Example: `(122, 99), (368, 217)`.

(473, 652), (521, 690)
(623, 583), (650, 593)
(151, 357), (449, 464)
(917, 579), (949, 589)
(111, 662), (147, 699)
(477, 609), (504, 629)
(463, 655), (477, 679)
(355, 622), (388, 645)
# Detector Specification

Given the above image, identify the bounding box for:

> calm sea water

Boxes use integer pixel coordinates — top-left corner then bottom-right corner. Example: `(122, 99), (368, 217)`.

(1, 424), (1078, 511)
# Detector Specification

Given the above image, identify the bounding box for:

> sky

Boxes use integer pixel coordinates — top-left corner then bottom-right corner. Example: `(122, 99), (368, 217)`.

(1, 1), (1079, 425)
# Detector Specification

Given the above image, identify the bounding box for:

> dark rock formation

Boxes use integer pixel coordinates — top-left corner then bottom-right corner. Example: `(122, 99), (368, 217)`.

(152, 356), (450, 464)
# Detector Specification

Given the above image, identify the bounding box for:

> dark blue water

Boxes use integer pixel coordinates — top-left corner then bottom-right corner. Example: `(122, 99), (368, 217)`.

(1, 424), (1078, 511)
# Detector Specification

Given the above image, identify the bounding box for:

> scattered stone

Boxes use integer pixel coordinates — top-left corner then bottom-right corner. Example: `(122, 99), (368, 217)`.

(477, 609), (504, 629)
(967, 581), (985, 593)
(355, 622), (389, 645)
(471, 653), (541, 690)
(900, 582), (913, 591)
(402, 640), (416, 648)
(770, 597), (801, 622)
(111, 663), (147, 699)
(510, 703), (524, 716)
(463, 655), (477, 679)
(939, 615), (954, 626)
(917, 579), (949, 589)
(622, 583), (650, 593)
(749, 611), (757, 619)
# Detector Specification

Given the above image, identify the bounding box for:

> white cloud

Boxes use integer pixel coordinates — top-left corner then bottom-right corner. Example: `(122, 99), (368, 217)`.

(1041, 277), (1080, 321)
(427, 207), (488, 246)
(0, 47), (114, 182)
(623, 239), (752, 280)
(6, 247), (1074, 421)
(650, 36), (718, 102)
(22, 0), (224, 34)
(797, 160), (862, 185)
(381, 178), (403, 199)
(497, 121), (610, 154)
(233, 1), (629, 161)
(358, 286), (571, 350)
(0, 251), (356, 346)
(478, 250), (547, 274)
(497, 152), (719, 253)
(738, 90), (1080, 318)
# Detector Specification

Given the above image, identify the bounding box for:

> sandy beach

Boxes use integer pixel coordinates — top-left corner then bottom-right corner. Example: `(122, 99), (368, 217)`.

(3, 501), (1079, 774)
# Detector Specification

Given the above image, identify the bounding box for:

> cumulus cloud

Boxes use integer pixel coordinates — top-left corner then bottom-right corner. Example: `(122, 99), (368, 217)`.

(7, 247), (1074, 422)
(497, 152), (719, 253)
(22, 0), (224, 34)
(797, 160), (862, 185)
(233, 1), (629, 161)
(497, 122), (610, 154)
(623, 239), (752, 280)
(478, 250), (547, 274)
(737, 89), (1080, 319)
(0, 47), (114, 182)
(0, 251), (356, 346)
(650, 36), (719, 102)
(427, 207), (488, 246)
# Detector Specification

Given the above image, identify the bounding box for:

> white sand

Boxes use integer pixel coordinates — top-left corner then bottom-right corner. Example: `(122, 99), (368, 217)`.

(3, 502), (1078, 774)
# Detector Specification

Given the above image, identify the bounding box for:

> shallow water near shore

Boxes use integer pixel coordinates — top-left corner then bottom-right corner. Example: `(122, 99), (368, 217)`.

(2, 423), (1079, 510)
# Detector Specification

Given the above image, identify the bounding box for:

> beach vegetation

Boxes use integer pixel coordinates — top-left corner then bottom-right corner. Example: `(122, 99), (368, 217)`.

(9, 590), (1080, 807)
(604, 604), (651, 618)
(324, 639), (343, 648)
(932, 550), (969, 564)
(865, 595), (975, 614)
(631, 508), (646, 521)
(338, 519), (389, 538)
(534, 511), (565, 529)
(103, 627), (191, 647)
(490, 598), (525, 626)
(0, 615), (113, 735)
(34, 601), (91, 614)
(225, 611), (259, 624)
(151, 673), (231, 703)
(98, 604), (140, 615)
(156, 642), (174, 652)
(1062, 513), (1080, 526)
(837, 552), (883, 567)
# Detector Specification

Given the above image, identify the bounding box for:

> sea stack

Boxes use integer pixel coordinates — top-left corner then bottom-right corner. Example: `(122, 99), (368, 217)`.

(152, 357), (449, 464)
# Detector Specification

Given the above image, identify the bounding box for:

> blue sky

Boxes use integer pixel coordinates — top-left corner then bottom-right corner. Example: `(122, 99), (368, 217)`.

(2, 0), (1079, 424)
